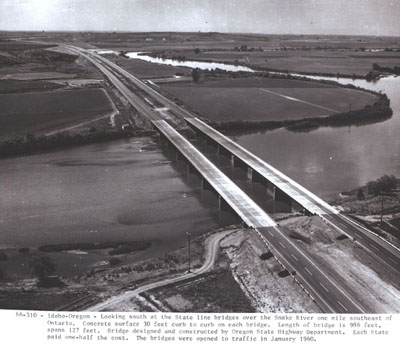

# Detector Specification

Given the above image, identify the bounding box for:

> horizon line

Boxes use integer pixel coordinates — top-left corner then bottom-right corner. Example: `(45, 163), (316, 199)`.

(0, 30), (398, 38)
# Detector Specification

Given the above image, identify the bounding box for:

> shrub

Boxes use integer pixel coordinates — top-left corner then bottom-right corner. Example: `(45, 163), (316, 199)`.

(18, 247), (30, 254)
(109, 258), (121, 266)
(0, 253), (8, 261)
(28, 255), (56, 279)
(367, 175), (397, 195)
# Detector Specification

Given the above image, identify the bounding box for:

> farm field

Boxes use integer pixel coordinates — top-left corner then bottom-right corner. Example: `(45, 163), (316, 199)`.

(105, 54), (189, 78)
(7, 31), (399, 76)
(0, 80), (63, 93)
(0, 88), (115, 139)
(162, 49), (400, 76)
(162, 77), (377, 123)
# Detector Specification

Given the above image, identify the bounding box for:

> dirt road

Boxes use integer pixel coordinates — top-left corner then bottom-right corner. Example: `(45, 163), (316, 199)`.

(86, 229), (236, 312)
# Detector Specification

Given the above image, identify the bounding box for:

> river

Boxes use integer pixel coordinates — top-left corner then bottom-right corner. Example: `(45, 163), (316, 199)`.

(0, 138), (225, 278)
(123, 52), (400, 199)
(236, 76), (400, 199)
(1, 54), (398, 279)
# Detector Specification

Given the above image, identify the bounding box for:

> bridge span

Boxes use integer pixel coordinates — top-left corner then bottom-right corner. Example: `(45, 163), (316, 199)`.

(64, 45), (400, 313)
(183, 116), (400, 275)
(151, 118), (363, 314)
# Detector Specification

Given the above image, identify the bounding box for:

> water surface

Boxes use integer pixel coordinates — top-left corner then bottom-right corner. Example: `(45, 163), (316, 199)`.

(236, 76), (400, 198)
(0, 138), (222, 276)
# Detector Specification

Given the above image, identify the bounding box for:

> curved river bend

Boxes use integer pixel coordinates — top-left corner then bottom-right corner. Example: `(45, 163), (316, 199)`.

(1, 54), (398, 278)
(123, 51), (400, 199)
(236, 76), (400, 199)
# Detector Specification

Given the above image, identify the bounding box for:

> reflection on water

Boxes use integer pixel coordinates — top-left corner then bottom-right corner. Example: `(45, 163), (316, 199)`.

(236, 76), (400, 199)
(124, 47), (399, 199)
(125, 51), (256, 72)
(0, 137), (229, 277)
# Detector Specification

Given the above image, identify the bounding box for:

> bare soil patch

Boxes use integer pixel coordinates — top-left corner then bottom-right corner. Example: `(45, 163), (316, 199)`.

(280, 216), (400, 313)
(146, 268), (256, 312)
(220, 229), (320, 313)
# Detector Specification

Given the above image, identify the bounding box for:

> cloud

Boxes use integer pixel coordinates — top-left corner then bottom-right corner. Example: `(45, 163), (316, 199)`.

(0, 0), (399, 35)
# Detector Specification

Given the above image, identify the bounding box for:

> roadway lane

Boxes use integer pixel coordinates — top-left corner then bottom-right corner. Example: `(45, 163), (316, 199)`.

(325, 213), (400, 274)
(255, 226), (364, 313)
(80, 48), (196, 119)
(185, 117), (400, 275)
(154, 118), (365, 313)
(65, 46), (161, 122)
(186, 117), (337, 215)
(152, 120), (276, 229)
(66, 45), (372, 312)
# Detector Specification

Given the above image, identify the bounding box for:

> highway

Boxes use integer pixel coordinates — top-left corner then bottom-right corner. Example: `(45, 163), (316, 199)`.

(184, 117), (400, 275)
(86, 45), (400, 277)
(153, 119), (365, 313)
(64, 45), (394, 313)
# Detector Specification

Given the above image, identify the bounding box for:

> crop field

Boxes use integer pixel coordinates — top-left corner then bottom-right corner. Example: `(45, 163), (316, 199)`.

(146, 49), (400, 76)
(162, 77), (377, 123)
(1, 72), (75, 80)
(189, 50), (400, 76)
(0, 88), (115, 139)
(6, 33), (399, 76)
(0, 80), (62, 93)
(106, 54), (189, 78)
(0, 41), (55, 51)
(80, 32), (400, 76)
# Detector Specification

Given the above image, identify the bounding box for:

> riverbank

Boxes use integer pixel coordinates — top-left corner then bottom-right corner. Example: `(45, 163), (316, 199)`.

(0, 127), (157, 159)
(143, 51), (373, 80)
(215, 93), (392, 133)
(332, 177), (400, 248)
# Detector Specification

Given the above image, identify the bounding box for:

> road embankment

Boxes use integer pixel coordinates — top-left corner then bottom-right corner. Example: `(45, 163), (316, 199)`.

(0, 128), (154, 160)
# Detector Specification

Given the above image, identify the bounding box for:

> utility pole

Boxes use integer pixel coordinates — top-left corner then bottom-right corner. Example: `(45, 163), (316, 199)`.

(186, 232), (191, 273)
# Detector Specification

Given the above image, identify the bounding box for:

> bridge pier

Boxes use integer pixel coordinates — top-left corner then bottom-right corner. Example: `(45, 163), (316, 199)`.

(159, 132), (172, 149)
(192, 126), (202, 139)
(175, 150), (184, 163)
(247, 168), (266, 183)
(291, 200), (311, 215)
(231, 155), (247, 169)
(187, 162), (197, 175)
(218, 195), (241, 225)
(186, 162), (202, 184)
(201, 177), (213, 191)
(217, 144), (231, 158)
(273, 186), (293, 212)
(218, 196), (230, 212)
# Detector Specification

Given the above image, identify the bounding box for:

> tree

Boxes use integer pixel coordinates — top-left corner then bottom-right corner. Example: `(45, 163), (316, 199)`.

(357, 189), (365, 201)
(194, 48), (200, 54)
(367, 175), (397, 195)
(191, 68), (201, 83)
(29, 255), (56, 280)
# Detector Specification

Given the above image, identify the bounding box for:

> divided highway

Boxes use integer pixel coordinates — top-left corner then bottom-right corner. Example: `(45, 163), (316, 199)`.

(84, 46), (400, 277)
(64, 45), (399, 313)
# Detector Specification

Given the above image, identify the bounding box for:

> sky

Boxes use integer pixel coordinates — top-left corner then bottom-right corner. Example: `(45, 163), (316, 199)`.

(0, 0), (399, 36)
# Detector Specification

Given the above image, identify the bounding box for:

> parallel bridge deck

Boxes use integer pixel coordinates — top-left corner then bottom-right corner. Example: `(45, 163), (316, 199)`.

(186, 117), (339, 216)
(152, 120), (276, 228)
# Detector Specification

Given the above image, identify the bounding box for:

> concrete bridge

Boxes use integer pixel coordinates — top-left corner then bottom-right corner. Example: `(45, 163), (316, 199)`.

(68, 45), (400, 313)
(186, 117), (338, 216)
